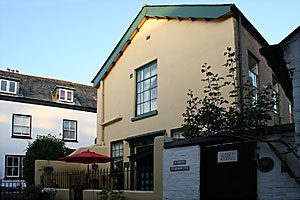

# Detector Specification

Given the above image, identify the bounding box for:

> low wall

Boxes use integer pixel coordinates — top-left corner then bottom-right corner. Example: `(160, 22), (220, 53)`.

(56, 189), (72, 200)
(83, 190), (155, 200)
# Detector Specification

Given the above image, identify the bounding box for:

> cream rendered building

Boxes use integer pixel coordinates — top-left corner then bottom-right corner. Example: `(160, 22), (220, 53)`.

(75, 4), (292, 199)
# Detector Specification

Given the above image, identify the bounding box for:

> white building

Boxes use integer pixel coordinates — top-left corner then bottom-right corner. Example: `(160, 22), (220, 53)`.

(0, 69), (97, 181)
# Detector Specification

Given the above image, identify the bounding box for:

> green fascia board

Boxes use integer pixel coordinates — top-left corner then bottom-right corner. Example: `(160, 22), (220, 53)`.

(92, 4), (233, 87)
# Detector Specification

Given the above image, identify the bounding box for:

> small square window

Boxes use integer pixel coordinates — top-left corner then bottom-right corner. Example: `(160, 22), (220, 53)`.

(63, 119), (77, 141)
(12, 114), (32, 138)
(59, 89), (73, 102)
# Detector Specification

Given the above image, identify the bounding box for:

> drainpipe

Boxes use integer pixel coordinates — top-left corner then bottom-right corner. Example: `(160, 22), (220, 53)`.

(97, 80), (105, 145)
(238, 13), (244, 110)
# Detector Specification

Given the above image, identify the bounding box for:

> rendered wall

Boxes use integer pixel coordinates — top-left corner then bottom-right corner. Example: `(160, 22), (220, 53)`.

(98, 17), (236, 153)
(163, 145), (200, 200)
(0, 100), (97, 180)
(257, 140), (300, 200)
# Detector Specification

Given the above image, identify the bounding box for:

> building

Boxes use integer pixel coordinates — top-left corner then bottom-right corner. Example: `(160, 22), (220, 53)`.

(34, 4), (295, 200)
(260, 25), (300, 163)
(0, 69), (97, 181)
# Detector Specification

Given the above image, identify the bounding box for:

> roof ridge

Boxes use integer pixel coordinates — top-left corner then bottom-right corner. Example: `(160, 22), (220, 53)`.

(0, 70), (93, 88)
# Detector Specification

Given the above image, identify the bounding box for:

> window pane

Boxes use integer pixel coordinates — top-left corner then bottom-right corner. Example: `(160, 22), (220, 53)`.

(137, 105), (141, 115)
(150, 63), (157, 76)
(151, 77), (157, 88)
(14, 116), (22, 125)
(1, 80), (7, 91)
(22, 127), (30, 135)
(60, 90), (65, 100)
(13, 157), (19, 166)
(64, 131), (70, 138)
(23, 116), (30, 126)
(13, 167), (18, 176)
(9, 82), (16, 93)
(8, 157), (12, 166)
(144, 90), (150, 102)
(70, 121), (76, 130)
(137, 70), (143, 82)
(144, 79), (150, 90)
(151, 99), (157, 111)
(144, 102), (150, 113)
(67, 91), (72, 101)
(144, 67), (151, 79)
(137, 83), (143, 93)
(64, 121), (69, 129)
(7, 167), (13, 176)
(151, 88), (157, 99)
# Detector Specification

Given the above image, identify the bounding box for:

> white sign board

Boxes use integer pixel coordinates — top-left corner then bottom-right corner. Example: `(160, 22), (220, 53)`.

(217, 150), (238, 163)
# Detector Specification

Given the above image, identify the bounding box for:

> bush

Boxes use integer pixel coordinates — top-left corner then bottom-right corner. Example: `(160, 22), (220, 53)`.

(24, 134), (67, 185)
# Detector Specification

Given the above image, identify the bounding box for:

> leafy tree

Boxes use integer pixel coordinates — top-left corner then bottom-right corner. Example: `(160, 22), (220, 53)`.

(182, 47), (275, 138)
(24, 134), (67, 185)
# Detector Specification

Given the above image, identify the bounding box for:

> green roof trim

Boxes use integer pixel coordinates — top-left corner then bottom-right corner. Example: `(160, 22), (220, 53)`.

(92, 4), (268, 87)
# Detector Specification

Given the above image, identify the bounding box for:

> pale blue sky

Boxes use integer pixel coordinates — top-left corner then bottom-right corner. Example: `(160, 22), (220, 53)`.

(0, 0), (299, 85)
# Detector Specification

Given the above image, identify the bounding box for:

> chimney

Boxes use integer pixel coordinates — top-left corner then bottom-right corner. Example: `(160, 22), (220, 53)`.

(16, 70), (19, 73)
(7, 68), (10, 72)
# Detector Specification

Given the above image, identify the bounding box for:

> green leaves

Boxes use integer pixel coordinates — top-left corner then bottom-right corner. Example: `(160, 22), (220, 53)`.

(183, 47), (274, 138)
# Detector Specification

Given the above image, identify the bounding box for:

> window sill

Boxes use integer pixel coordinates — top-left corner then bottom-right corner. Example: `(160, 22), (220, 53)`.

(4, 177), (24, 180)
(131, 110), (158, 122)
(11, 135), (32, 139)
(63, 139), (78, 143)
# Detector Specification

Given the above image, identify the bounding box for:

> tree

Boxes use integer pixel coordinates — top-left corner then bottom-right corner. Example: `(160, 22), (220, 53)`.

(24, 134), (67, 185)
(182, 47), (275, 138)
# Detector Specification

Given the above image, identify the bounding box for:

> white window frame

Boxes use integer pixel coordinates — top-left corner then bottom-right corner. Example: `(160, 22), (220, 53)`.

(0, 79), (17, 94)
(12, 114), (32, 138)
(5, 155), (24, 178)
(59, 88), (73, 102)
(63, 119), (77, 141)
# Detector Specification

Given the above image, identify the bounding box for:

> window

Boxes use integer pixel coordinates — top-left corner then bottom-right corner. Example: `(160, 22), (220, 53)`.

(248, 53), (259, 102)
(0, 79), (17, 94)
(289, 103), (294, 123)
(111, 141), (123, 171)
(136, 61), (157, 116)
(273, 77), (280, 124)
(171, 128), (185, 139)
(5, 155), (24, 178)
(12, 114), (32, 138)
(59, 88), (73, 102)
(63, 119), (77, 141)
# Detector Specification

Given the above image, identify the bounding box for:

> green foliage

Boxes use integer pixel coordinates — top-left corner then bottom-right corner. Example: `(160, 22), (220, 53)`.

(24, 134), (67, 185)
(97, 189), (126, 200)
(23, 185), (41, 200)
(183, 47), (275, 138)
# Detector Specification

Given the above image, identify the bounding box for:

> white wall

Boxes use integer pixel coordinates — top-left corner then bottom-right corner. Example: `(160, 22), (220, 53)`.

(257, 141), (300, 200)
(163, 145), (200, 200)
(0, 100), (97, 180)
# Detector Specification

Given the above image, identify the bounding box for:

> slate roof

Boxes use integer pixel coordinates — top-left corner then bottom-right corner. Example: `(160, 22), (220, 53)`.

(92, 4), (268, 87)
(0, 70), (97, 112)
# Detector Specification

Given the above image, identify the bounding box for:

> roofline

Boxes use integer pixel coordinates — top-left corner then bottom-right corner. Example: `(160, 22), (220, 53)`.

(0, 95), (97, 113)
(280, 25), (300, 45)
(92, 4), (269, 87)
(0, 70), (93, 88)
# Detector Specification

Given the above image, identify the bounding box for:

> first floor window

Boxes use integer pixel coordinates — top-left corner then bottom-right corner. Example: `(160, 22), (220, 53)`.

(273, 77), (280, 124)
(12, 114), (32, 138)
(5, 155), (24, 178)
(111, 140), (123, 171)
(63, 119), (77, 141)
(248, 53), (259, 103)
(136, 60), (157, 116)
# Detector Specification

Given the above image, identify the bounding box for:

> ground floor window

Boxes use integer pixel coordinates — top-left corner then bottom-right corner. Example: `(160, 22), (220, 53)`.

(111, 140), (123, 171)
(171, 127), (185, 139)
(5, 155), (24, 178)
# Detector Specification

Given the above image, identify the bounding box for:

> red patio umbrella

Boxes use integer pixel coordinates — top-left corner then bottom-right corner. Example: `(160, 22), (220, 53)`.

(59, 150), (114, 171)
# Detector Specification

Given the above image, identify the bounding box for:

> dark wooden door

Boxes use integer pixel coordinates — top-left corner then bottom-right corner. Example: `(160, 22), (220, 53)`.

(200, 141), (257, 200)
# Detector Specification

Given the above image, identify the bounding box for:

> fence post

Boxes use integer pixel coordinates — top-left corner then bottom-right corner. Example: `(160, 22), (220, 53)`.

(69, 174), (72, 200)
(0, 179), (2, 200)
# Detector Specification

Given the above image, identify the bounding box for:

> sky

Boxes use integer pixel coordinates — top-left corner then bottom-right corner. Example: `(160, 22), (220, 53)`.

(0, 0), (299, 86)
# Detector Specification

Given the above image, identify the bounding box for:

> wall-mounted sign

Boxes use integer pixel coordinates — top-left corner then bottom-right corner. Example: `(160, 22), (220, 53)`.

(173, 160), (186, 165)
(217, 150), (238, 163)
(170, 166), (190, 172)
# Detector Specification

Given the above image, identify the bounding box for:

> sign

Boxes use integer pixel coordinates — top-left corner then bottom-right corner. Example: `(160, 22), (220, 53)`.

(173, 160), (186, 165)
(170, 166), (190, 171)
(217, 150), (238, 163)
